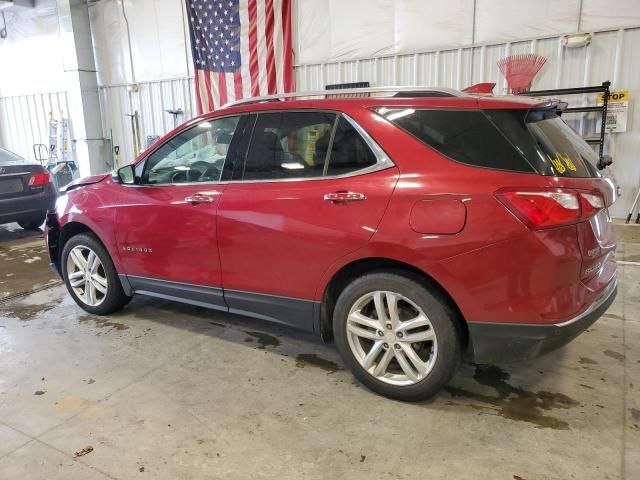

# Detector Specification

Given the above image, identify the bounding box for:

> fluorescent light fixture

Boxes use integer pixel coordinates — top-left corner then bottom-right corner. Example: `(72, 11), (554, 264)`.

(562, 33), (592, 48)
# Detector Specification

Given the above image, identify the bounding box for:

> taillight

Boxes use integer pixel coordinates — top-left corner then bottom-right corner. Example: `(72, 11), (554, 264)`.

(580, 192), (604, 217)
(28, 171), (52, 187)
(496, 188), (604, 229)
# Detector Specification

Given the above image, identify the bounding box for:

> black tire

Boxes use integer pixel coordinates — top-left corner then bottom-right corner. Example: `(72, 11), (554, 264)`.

(333, 272), (462, 401)
(61, 233), (131, 315)
(17, 215), (44, 231)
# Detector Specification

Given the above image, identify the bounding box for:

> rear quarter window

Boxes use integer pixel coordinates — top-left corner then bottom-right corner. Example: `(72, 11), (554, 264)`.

(378, 108), (535, 173)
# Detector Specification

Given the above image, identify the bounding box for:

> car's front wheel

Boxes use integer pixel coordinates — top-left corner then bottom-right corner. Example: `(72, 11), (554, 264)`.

(333, 272), (462, 401)
(61, 233), (130, 315)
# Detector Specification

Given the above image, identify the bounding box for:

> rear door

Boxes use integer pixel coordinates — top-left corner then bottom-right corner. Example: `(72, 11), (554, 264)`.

(216, 111), (398, 330)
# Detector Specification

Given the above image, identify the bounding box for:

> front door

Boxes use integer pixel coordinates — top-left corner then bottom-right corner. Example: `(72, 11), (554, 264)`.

(114, 115), (244, 308)
(217, 112), (399, 330)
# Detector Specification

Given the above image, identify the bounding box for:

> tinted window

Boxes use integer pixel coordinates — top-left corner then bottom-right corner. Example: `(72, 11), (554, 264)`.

(379, 108), (535, 173)
(142, 116), (239, 184)
(325, 117), (377, 176)
(484, 109), (549, 173)
(524, 109), (600, 178)
(243, 112), (336, 180)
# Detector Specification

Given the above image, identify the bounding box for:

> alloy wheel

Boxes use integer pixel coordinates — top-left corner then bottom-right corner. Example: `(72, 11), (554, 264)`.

(346, 290), (438, 386)
(66, 245), (108, 307)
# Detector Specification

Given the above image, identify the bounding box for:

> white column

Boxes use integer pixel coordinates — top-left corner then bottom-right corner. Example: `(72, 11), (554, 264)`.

(57, 0), (108, 177)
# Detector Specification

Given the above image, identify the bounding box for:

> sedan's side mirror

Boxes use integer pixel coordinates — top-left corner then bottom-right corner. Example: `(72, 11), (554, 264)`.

(114, 164), (136, 184)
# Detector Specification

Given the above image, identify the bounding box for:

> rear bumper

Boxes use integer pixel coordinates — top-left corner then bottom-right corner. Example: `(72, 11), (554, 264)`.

(0, 186), (57, 224)
(467, 277), (618, 364)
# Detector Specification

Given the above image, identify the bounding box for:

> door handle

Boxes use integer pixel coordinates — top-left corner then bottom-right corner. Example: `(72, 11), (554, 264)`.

(323, 191), (367, 203)
(185, 194), (214, 204)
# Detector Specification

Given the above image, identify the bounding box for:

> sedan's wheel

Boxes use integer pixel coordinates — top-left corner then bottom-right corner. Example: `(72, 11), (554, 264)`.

(61, 233), (130, 315)
(334, 273), (462, 401)
(66, 245), (108, 307)
(17, 216), (43, 231)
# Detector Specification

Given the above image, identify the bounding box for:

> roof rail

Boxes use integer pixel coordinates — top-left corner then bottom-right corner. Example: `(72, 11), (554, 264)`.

(222, 86), (466, 108)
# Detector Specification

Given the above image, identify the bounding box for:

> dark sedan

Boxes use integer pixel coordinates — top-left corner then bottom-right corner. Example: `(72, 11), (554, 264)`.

(0, 146), (57, 230)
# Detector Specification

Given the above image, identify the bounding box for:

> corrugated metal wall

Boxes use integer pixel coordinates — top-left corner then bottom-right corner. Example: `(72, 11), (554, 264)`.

(98, 78), (196, 167)
(0, 91), (69, 162)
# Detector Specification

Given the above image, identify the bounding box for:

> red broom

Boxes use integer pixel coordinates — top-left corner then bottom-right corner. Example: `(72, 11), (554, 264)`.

(497, 54), (547, 94)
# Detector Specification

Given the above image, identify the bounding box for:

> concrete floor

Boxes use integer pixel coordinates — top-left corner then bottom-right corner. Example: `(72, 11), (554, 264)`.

(0, 222), (639, 479)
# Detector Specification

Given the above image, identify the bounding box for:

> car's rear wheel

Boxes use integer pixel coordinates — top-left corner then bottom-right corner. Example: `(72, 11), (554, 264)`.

(17, 215), (44, 231)
(61, 233), (130, 315)
(333, 273), (462, 401)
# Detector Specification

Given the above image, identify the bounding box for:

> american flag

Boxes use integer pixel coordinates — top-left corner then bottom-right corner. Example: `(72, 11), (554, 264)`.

(186, 0), (294, 113)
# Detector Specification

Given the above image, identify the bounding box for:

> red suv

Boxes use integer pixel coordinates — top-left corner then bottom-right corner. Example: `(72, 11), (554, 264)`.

(45, 87), (617, 401)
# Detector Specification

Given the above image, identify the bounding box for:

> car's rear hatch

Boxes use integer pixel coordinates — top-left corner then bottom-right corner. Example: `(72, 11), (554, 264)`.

(497, 107), (617, 291)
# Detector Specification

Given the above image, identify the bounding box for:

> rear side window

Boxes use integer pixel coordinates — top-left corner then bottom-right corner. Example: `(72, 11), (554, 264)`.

(243, 112), (337, 180)
(378, 109), (535, 173)
(326, 117), (377, 176)
(242, 112), (379, 181)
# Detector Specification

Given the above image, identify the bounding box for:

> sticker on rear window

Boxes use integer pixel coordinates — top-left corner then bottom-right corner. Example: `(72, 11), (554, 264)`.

(548, 153), (578, 174)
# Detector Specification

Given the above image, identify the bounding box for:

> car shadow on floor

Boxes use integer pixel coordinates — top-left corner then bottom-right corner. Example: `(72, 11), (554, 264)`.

(85, 292), (591, 431)
(108, 294), (341, 371)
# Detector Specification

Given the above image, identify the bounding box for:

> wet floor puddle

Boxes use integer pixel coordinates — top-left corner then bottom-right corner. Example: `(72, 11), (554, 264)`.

(603, 349), (625, 362)
(0, 243), (56, 299)
(0, 302), (54, 320)
(295, 353), (340, 373)
(243, 330), (281, 349)
(445, 365), (579, 430)
(79, 314), (129, 331)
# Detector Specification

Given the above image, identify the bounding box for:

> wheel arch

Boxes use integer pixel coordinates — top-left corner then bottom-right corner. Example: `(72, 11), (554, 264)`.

(54, 220), (133, 297)
(318, 257), (468, 351)
(52, 221), (110, 273)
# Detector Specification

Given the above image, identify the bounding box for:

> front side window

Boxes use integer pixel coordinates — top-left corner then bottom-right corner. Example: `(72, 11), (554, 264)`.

(141, 116), (240, 184)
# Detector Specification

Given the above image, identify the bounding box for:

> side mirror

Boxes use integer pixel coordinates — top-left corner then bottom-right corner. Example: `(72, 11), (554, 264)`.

(115, 164), (136, 184)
